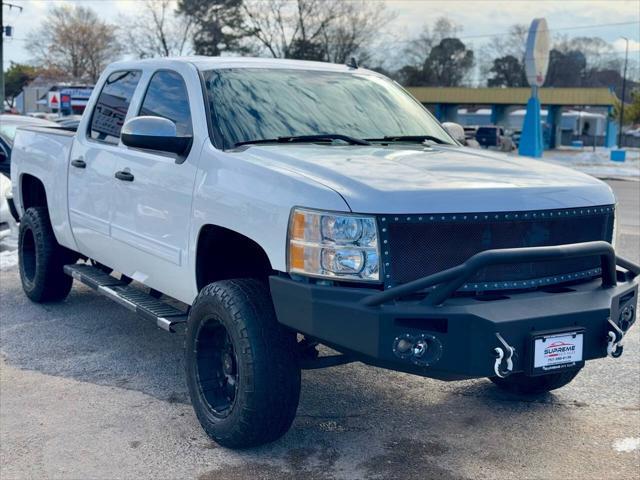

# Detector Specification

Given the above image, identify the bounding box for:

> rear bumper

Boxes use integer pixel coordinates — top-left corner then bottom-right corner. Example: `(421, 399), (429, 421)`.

(270, 242), (639, 381)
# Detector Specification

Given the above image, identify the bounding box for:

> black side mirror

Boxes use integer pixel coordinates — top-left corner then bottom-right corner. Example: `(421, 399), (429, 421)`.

(121, 116), (192, 157)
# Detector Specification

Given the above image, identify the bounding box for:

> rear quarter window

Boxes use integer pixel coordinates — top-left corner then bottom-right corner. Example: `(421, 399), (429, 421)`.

(89, 70), (141, 144)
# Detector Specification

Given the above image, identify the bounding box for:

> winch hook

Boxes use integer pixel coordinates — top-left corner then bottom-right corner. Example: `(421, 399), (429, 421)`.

(606, 319), (625, 358)
(493, 332), (515, 378)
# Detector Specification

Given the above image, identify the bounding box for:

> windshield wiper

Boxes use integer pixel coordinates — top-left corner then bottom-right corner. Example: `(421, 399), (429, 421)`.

(364, 135), (448, 145)
(234, 134), (371, 148)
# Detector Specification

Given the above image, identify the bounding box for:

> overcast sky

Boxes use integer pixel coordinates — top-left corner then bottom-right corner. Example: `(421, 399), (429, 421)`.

(3, 0), (639, 71)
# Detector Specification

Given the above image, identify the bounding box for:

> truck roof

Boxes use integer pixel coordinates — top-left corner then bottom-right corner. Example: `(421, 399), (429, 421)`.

(107, 56), (379, 75)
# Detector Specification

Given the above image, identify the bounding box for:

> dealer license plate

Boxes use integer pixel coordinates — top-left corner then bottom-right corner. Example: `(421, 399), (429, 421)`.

(532, 331), (583, 374)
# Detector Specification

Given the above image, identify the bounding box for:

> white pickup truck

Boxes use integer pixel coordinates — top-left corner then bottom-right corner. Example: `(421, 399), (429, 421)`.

(10, 57), (639, 448)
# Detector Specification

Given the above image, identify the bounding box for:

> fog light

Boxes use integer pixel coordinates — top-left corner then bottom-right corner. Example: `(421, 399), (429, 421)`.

(393, 333), (443, 366)
(412, 340), (428, 358)
(395, 338), (412, 353)
(619, 305), (635, 331)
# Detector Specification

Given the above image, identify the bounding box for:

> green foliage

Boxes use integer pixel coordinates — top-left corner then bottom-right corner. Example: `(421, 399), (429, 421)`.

(3, 63), (39, 107)
(614, 90), (640, 126)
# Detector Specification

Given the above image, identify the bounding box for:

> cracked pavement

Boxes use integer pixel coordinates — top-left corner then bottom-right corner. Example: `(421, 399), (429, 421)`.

(1, 180), (639, 479)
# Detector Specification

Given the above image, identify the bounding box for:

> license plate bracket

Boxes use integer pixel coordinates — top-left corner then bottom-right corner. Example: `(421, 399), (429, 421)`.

(527, 328), (585, 376)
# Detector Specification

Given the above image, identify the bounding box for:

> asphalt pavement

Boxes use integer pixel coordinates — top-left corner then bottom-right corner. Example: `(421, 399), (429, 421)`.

(0, 180), (638, 480)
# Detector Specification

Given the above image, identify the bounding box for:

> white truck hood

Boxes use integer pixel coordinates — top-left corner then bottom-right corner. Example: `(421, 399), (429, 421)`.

(235, 144), (615, 214)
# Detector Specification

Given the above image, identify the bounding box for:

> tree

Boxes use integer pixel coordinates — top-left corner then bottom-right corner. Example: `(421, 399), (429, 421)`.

(544, 49), (587, 87)
(555, 35), (622, 72)
(121, 0), (193, 58)
(487, 55), (527, 87)
(241, 0), (387, 62)
(402, 17), (461, 69)
(479, 24), (527, 85)
(3, 63), (39, 108)
(422, 38), (474, 87)
(614, 89), (640, 126)
(319, 0), (388, 64)
(26, 5), (121, 82)
(177, 0), (248, 56)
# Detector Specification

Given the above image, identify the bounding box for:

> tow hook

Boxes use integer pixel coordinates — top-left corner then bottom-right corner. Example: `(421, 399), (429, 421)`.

(606, 318), (625, 358)
(493, 332), (515, 378)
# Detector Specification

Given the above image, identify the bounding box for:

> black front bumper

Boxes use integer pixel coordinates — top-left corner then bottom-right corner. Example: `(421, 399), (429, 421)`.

(270, 242), (639, 381)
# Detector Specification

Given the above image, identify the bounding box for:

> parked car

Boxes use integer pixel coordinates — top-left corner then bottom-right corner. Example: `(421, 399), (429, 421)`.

(476, 126), (515, 151)
(9, 57), (638, 449)
(0, 174), (14, 240)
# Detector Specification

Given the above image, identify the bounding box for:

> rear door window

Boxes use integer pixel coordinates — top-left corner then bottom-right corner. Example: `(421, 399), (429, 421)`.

(89, 70), (141, 144)
(139, 71), (192, 136)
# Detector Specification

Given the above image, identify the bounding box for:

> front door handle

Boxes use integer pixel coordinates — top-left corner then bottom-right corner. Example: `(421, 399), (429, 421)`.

(115, 170), (134, 182)
(71, 158), (86, 169)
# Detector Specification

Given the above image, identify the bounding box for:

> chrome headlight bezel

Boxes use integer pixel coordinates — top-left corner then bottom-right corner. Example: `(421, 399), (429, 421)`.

(287, 207), (381, 283)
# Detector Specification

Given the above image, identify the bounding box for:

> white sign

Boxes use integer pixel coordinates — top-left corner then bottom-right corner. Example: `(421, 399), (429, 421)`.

(47, 91), (60, 109)
(534, 332), (583, 370)
(524, 18), (550, 87)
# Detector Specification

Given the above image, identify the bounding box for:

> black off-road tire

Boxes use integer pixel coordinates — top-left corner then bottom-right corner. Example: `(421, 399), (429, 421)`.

(185, 279), (301, 449)
(490, 369), (581, 395)
(18, 207), (77, 302)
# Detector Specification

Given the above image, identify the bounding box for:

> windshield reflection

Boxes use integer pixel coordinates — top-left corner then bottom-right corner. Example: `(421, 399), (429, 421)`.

(203, 68), (452, 149)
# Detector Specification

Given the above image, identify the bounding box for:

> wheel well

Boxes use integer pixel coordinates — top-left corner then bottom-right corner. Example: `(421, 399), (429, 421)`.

(196, 225), (273, 291)
(21, 174), (48, 211)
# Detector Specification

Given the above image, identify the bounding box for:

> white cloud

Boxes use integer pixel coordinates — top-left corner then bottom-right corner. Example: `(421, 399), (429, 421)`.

(613, 37), (640, 52)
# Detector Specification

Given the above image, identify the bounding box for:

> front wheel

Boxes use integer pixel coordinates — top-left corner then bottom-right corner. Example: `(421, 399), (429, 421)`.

(490, 369), (581, 395)
(185, 279), (301, 449)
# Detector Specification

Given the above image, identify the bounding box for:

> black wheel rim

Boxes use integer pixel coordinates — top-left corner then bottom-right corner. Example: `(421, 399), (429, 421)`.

(21, 227), (36, 283)
(195, 316), (238, 418)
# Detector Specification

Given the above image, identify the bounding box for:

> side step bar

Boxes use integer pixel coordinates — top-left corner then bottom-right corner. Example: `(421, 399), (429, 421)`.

(64, 264), (187, 333)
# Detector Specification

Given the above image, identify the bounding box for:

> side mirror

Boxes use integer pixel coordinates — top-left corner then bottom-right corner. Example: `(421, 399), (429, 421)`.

(121, 116), (192, 157)
(442, 122), (466, 145)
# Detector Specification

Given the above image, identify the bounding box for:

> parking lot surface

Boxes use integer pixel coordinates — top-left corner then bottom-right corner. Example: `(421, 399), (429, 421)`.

(1, 180), (638, 480)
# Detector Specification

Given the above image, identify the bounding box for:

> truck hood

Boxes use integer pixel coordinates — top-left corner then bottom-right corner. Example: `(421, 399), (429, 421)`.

(235, 144), (614, 214)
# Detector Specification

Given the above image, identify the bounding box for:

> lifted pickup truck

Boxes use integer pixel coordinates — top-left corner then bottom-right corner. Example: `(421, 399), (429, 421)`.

(10, 57), (639, 448)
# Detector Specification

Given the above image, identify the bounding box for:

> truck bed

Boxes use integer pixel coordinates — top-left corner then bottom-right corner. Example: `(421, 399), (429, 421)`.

(10, 126), (78, 251)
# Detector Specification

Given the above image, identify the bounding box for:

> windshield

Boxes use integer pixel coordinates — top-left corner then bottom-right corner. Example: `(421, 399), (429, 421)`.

(203, 68), (453, 149)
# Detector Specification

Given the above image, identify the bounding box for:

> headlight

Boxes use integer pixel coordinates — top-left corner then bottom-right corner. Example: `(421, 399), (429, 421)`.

(288, 208), (380, 282)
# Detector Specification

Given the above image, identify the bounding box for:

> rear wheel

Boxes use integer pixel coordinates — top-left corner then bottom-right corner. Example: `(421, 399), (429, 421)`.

(185, 279), (301, 448)
(18, 207), (77, 302)
(490, 369), (581, 395)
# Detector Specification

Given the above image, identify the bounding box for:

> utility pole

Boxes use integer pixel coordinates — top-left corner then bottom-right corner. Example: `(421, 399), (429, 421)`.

(617, 37), (629, 149)
(1, 0), (4, 111)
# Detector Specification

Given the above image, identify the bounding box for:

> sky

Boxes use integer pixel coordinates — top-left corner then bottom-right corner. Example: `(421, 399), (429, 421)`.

(2, 0), (639, 74)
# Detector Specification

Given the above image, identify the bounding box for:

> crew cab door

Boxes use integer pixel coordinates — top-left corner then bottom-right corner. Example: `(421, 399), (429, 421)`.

(68, 70), (142, 262)
(108, 68), (200, 300)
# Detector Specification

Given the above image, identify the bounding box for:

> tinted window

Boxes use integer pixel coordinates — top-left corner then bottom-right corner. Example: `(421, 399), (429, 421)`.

(140, 71), (192, 136)
(203, 69), (452, 149)
(89, 70), (141, 144)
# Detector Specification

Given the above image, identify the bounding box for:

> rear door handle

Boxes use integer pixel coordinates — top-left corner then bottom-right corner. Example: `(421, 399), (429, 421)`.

(115, 170), (134, 182)
(71, 158), (86, 169)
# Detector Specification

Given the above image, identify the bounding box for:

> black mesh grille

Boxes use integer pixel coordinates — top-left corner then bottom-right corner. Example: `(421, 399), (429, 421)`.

(381, 205), (614, 291)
